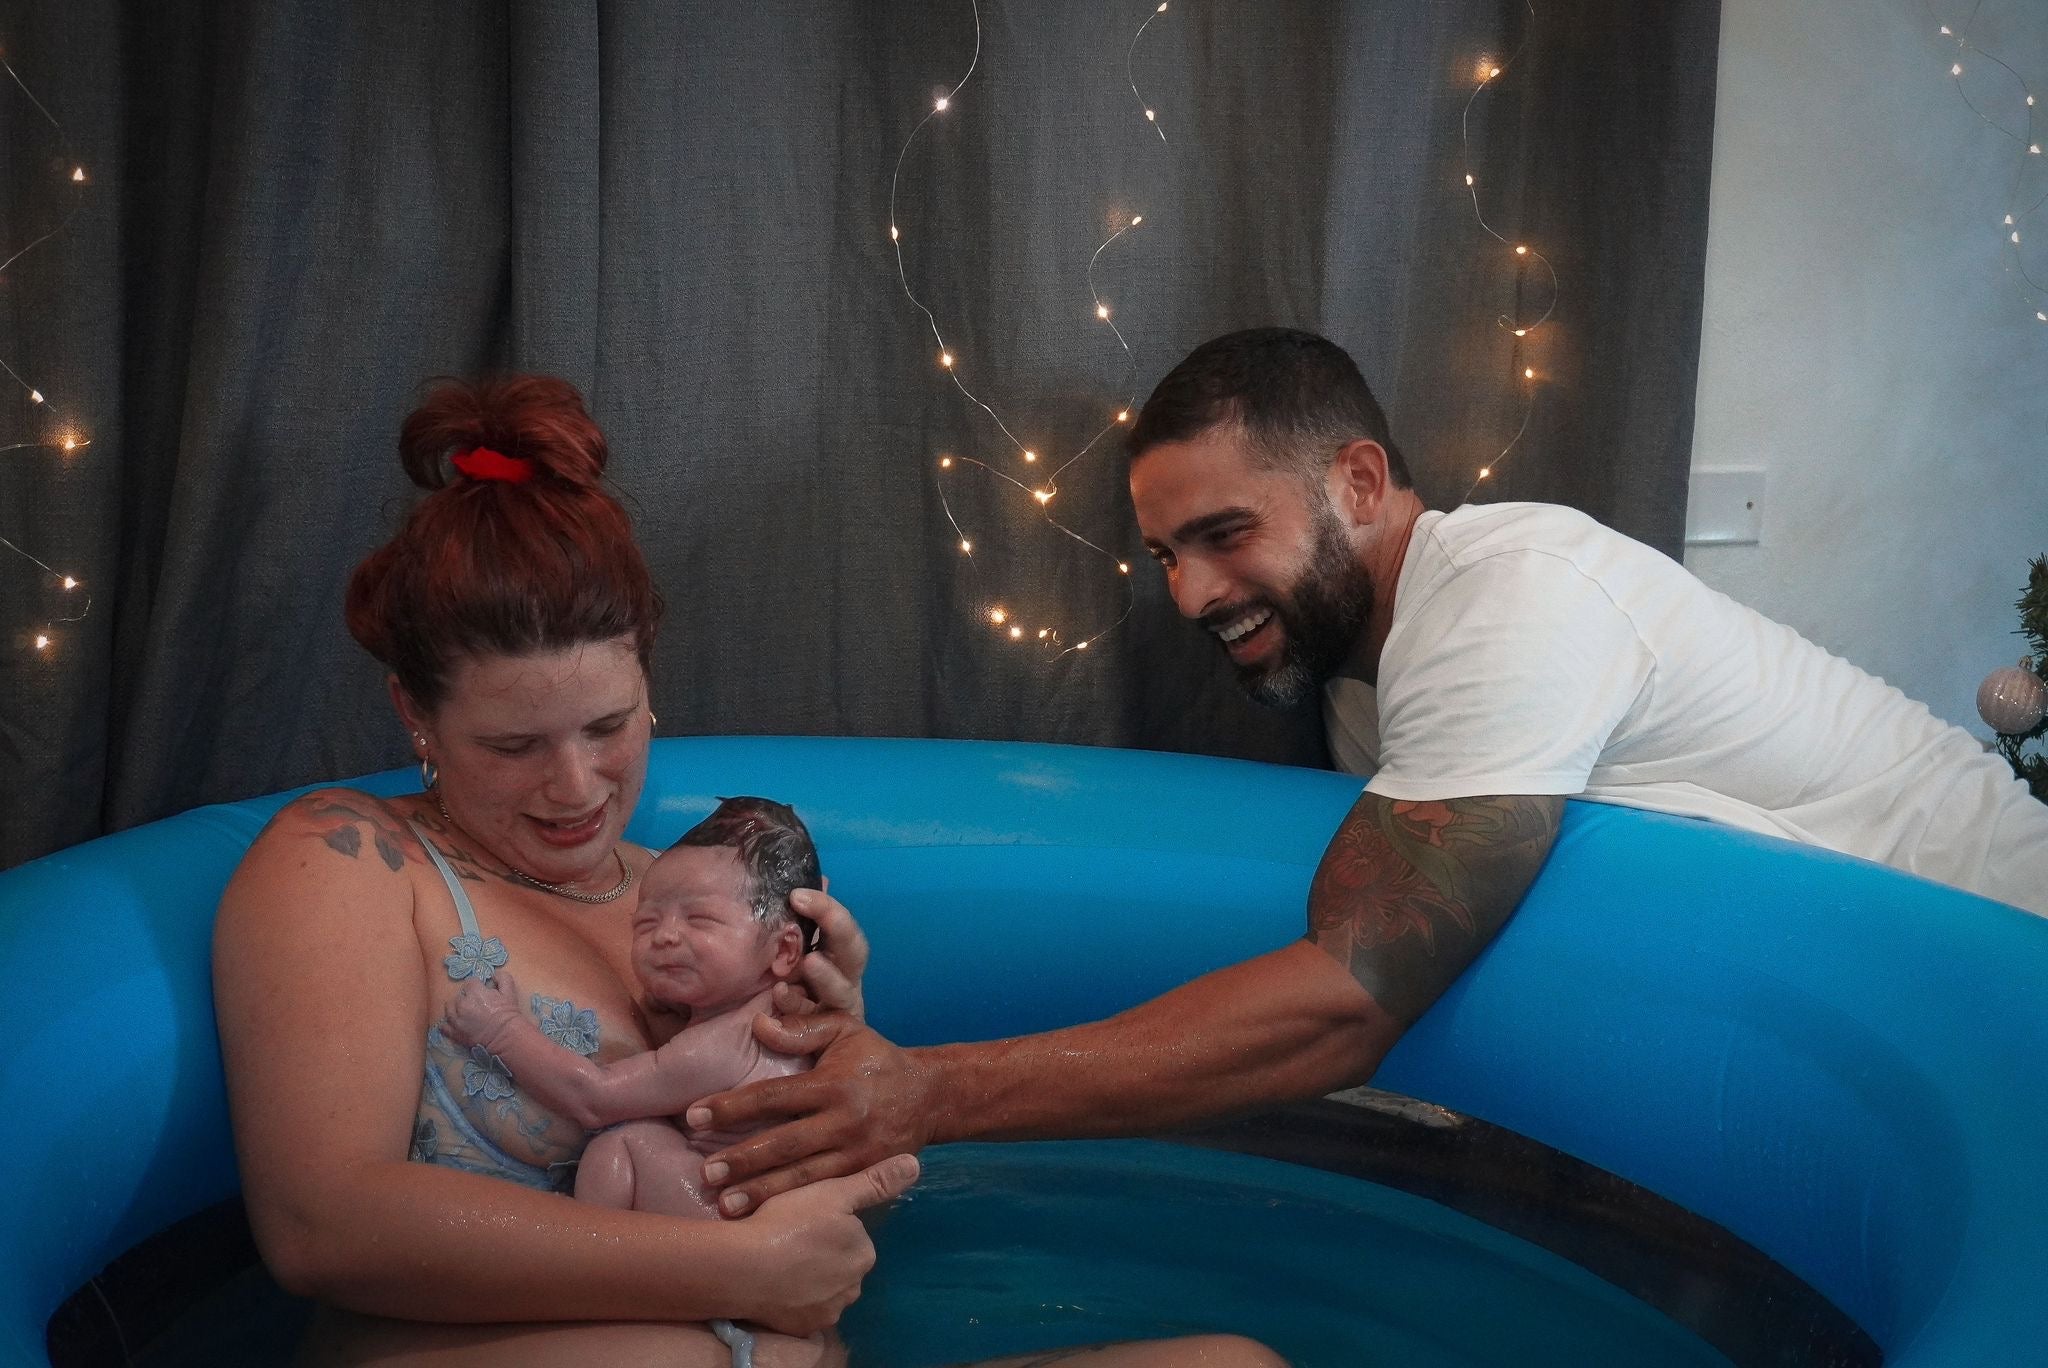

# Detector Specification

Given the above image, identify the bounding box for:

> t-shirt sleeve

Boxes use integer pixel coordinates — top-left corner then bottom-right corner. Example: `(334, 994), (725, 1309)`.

(1365, 549), (1654, 801)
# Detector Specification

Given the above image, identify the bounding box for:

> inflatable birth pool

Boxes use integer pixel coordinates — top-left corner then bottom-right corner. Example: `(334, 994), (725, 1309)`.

(4, 738), (2043, 1364)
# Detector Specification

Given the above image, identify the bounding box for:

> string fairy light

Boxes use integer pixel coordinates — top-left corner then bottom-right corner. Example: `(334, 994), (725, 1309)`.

(1924, 1), (2048, 325)
(890, 0), (1174, 657)
(2, 47), (92, 657)
(1455, 1), (1560, 503)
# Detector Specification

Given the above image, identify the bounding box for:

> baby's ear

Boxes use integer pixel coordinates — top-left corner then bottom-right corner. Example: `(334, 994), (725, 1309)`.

(768, 923), (805, 979)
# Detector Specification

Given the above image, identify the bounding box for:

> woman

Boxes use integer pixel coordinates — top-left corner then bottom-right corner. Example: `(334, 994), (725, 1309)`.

(213, 375), (1284, 1367)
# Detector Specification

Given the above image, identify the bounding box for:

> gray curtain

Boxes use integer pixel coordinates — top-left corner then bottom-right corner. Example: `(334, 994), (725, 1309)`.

(0, 0), (1720, 869)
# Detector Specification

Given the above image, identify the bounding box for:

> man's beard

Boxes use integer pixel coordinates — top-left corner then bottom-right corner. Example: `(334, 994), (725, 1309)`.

(1230, 505), (1375, 710)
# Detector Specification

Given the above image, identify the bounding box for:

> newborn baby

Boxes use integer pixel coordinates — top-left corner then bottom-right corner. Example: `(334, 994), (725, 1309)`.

(445, 795), (820, 1219)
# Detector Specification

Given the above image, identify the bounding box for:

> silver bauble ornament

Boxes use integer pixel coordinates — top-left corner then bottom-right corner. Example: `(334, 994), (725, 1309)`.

(1977, 662), (2048, 735)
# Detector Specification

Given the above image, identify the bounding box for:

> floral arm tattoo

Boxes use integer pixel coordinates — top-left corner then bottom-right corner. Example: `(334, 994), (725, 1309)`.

(1307, 792), (1564, 1026)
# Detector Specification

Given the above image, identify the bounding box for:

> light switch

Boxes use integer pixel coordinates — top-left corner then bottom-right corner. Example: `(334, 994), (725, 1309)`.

(1685, 467), (1765, 545)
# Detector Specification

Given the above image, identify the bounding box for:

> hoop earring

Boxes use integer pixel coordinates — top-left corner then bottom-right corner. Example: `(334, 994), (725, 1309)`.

(419, 756), (438, 791)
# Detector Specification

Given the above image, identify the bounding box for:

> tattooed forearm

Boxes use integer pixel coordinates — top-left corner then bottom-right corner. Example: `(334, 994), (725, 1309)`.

(1307, 792), (1563, 1025)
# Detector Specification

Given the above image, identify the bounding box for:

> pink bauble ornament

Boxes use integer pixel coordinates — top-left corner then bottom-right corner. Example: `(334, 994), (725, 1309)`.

(1978, 662), (2048, 735)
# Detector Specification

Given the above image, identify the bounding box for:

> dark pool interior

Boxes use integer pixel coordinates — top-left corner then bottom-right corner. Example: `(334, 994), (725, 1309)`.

(46, 1093), (1879, 1367)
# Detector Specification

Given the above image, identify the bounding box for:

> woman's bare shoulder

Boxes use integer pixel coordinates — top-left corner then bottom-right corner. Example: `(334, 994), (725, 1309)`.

(247, 787), (436, 874)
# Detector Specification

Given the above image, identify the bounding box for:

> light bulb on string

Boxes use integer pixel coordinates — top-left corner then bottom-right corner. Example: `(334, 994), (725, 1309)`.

(3, 49), (97, 655)
(1456, 2), (1559, 505)
(890, 0), (1176, 659)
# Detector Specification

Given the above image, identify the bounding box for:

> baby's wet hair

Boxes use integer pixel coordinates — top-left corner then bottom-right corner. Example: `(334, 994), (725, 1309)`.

(671, 797), (822, 951)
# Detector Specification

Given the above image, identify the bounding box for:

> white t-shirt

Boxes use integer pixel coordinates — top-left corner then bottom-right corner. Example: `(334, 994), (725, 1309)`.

(1323, 503), (2048, 916)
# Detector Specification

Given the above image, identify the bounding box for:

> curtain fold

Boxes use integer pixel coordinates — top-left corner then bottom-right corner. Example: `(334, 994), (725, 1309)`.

(0, 0), (1721, 868)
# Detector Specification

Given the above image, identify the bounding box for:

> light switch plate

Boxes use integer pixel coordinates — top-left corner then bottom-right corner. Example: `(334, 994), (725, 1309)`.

(1685, 467), (1765, 545)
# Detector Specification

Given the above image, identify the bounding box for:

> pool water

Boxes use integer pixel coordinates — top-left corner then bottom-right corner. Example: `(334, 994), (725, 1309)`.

(842, 1141), (1733, 1367)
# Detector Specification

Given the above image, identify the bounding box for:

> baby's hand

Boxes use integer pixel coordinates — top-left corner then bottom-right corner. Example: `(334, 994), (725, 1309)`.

(444, 970), (525, 1052)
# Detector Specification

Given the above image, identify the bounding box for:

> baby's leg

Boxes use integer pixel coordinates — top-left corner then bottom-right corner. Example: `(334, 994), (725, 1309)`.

(574, 1119), (719, 1218)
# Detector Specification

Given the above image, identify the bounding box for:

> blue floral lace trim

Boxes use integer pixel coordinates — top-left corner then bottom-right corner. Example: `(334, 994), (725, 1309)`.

(444, 931), (507, 981)
(532, 994), (601, 1056)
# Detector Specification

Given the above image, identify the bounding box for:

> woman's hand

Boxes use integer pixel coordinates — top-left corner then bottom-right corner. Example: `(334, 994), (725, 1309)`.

(783, 884), (867, 1022)
(730, 1153), (920, 1336)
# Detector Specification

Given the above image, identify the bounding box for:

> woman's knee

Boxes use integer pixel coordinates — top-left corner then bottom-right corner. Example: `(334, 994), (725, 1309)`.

(1122, 1336), (1290, 1368)
(1190, 1335), (1289, 1367)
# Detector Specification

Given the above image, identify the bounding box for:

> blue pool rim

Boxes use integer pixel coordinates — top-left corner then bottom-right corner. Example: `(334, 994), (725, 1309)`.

(5, 736), (2044, 1363)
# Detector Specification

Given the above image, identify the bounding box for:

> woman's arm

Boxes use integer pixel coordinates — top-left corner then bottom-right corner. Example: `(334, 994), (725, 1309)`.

(213, 791), (909, 1335)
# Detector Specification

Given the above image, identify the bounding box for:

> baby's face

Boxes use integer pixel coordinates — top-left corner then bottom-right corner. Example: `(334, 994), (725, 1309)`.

(631, 845), (789, 1013)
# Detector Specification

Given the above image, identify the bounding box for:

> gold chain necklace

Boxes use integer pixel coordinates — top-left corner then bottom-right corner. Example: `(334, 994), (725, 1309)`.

(435, 789), (636, 905)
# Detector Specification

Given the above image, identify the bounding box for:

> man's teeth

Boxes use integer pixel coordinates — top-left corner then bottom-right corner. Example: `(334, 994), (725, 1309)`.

(1215, 608), (1273, 644)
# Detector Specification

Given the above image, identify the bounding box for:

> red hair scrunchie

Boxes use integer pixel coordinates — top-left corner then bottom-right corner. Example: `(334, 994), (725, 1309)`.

(451, 446), (536, 483)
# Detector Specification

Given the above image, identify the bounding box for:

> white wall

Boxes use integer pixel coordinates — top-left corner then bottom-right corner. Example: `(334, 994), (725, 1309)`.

(1689, 0), (2048, 734)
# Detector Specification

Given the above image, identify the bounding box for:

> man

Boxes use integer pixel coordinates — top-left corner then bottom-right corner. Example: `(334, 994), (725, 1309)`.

(684, 327), (2048, 1217)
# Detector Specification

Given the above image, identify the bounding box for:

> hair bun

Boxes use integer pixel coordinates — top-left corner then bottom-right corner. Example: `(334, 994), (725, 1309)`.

(398, 374), (608, 492)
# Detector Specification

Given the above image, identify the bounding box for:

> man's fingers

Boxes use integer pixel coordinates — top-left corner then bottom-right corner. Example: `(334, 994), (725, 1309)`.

(714, 1150), (864, 1216)
(771, 982), (821, 1017)
(703, 1113), (844, 1187)
(687, 1073), (827, 1135)
(790, 888), (869, 978)
(797, 954), (859, 1015)
(752, 1007), (858, 1056)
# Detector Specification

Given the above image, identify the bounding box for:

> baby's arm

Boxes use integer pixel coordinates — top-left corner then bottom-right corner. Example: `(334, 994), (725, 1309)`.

(444, 972), (746, 1131)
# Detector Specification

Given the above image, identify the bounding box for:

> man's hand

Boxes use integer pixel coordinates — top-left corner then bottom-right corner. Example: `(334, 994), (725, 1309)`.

(443, 970), (527, 1054)
(686, 1013), (931, 1218)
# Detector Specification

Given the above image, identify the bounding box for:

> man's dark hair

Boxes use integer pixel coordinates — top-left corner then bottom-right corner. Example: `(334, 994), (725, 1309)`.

(1124, 327), (1413, 489)
(672, 796), (822, 951)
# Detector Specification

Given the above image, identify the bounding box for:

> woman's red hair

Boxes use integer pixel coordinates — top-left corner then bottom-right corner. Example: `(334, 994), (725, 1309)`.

(345, 375), (662, 709)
